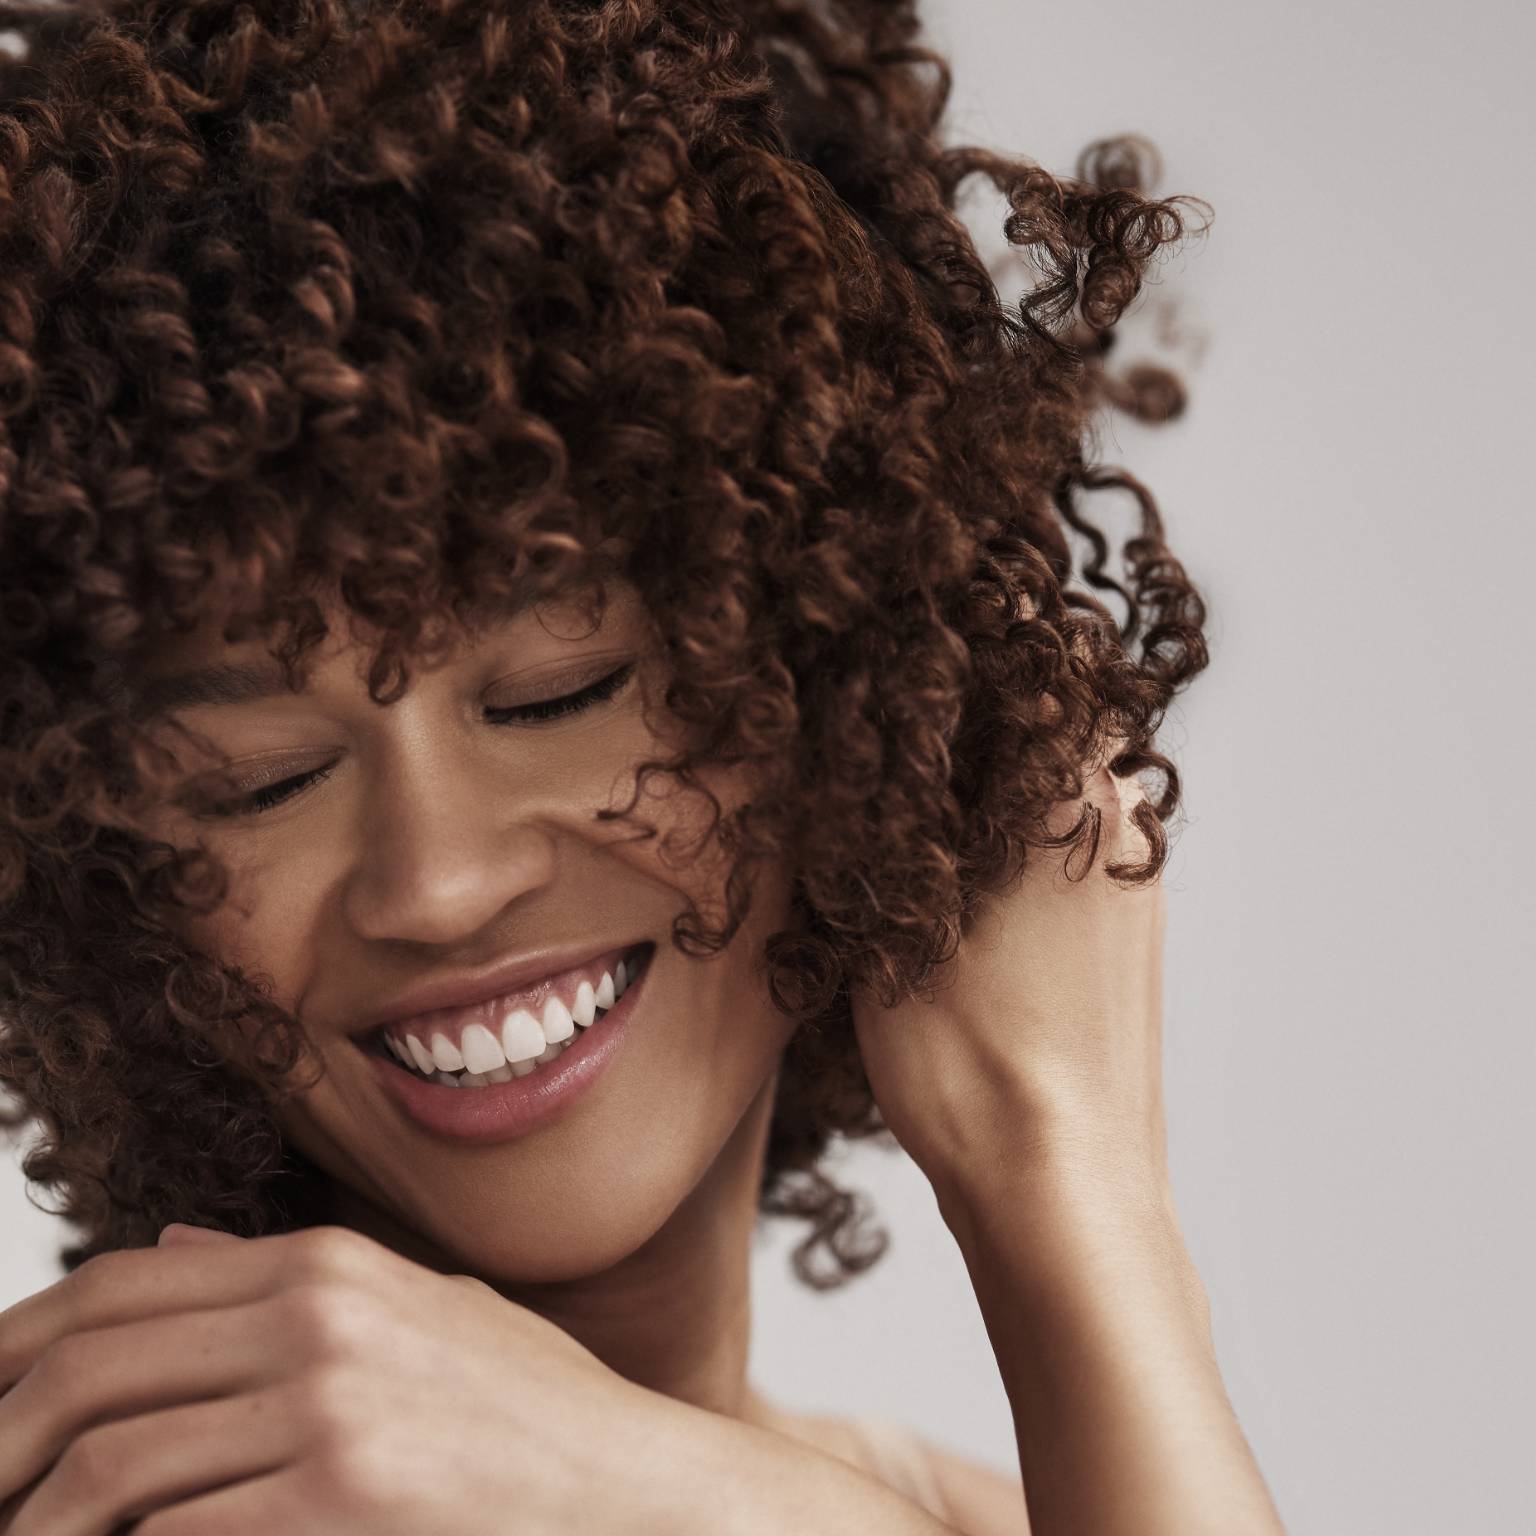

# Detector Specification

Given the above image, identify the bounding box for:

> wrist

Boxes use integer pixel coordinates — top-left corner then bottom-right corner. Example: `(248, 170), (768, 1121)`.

(927, 1090), (1172, 1225)
(933, 1135), (1211, 1338)
(894, 1045), (1172, 1201)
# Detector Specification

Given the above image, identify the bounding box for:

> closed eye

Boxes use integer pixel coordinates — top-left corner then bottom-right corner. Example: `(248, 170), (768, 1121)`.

(188, 662), (637, 820)
(483, 661), (634, 724)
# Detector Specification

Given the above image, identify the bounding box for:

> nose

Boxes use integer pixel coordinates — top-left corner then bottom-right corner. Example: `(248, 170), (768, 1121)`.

(340, 755), (557, 948)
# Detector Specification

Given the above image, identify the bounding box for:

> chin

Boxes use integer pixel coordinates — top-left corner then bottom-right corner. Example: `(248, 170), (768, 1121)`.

(410, 1181), (692, 1285)
(469, 1230), (664, 1286)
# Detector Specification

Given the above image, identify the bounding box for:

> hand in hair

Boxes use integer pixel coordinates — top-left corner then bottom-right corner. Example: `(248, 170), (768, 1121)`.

(850, 734), (1170, 1199)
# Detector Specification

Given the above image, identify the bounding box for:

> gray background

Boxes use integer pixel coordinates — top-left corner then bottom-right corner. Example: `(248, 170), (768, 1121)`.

(4, 2), (1532, 1532)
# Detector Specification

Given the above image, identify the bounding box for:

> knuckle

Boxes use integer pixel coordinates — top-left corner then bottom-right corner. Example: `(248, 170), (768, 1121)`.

(0, 1294), (36, 1377)
(60, 1250), (130, 1312)
(306, 1421), (393, 1512)
(55, 1421), (125, 1497)
(289, 1225), (373, 1282)
(290, 1367), (356, 1440)
(289, 1370), (388, 1493)
(27, 1330), (90, 1409)
(279, 1282), (372, 1362)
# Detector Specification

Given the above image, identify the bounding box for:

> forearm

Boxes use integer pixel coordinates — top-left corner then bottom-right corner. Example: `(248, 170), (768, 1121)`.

(936, 1148), (1285, 1536)
(654, 1398), (960, 1536)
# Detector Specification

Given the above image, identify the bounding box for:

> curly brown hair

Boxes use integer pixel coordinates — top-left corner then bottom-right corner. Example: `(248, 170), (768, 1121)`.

(0, 0), (1211, 1289)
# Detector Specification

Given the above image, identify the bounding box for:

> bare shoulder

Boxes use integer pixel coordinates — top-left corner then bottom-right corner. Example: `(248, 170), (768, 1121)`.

(921, 1439), (1031, 1536)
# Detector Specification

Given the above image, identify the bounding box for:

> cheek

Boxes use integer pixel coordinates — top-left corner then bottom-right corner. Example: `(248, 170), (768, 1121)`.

(171, 843), (328, 1020)
(622, 752), (762, 891)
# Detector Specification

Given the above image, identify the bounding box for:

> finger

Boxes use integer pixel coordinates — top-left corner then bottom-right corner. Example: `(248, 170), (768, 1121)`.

(1061, 731), (1159, 872)
(0, 1226), (380, 1394)
(0, 1472), (45, 1530)
(127, 1469), (303, 1536)
(1038, 731), (1132, 846)
(1102, 760), (1157, 869)
(0, 1297), (288, 1503)
(7, 1384), (298, 1536)
(157, 1224), (245, 1247)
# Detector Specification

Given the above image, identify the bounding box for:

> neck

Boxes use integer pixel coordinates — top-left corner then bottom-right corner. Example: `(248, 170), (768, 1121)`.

(326, 1072), (781, 1425)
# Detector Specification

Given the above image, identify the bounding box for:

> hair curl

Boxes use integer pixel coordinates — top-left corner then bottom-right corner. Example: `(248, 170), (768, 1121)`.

(0, 0), (1212, 1289)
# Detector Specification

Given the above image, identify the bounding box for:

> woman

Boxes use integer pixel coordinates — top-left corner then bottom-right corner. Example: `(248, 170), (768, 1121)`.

(0, 0), (1284, 1530)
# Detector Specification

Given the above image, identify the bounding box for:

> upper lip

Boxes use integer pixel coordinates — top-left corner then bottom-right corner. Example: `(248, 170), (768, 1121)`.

(347, 938), (648, 1039)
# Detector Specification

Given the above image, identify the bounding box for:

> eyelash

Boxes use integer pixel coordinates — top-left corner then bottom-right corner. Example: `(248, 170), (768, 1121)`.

(206, 662), (636, 820)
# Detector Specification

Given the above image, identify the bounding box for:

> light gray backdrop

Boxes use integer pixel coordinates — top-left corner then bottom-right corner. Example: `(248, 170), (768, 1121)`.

(4, 2), (1532, 1533)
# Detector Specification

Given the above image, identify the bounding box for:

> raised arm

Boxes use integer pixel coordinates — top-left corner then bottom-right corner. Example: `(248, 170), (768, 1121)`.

(851, 746), (1287, 1536)
(935, 1132), (1280, 1535)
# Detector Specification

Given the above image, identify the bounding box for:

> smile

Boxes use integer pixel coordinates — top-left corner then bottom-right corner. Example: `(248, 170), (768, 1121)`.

(367, 942), (652, 1089)
(362, 941), (655, 1144)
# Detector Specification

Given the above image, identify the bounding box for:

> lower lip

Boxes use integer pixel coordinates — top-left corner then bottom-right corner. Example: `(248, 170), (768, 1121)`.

(363, 947), (651, 1144)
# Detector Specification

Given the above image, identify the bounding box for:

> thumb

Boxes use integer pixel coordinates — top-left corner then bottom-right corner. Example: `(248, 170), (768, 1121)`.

(158, 1222), (244, 1246)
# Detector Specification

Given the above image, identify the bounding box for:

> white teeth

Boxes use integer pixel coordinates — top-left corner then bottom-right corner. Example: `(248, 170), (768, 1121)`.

(429, 1032), (466, 1073)
(499, 1008), (546, 1064)
(390, 951), (647, 1085)
(460, 1022), (506, 1074)
(401, 1025), (585, 1087)
(542, 993), (575, 1043)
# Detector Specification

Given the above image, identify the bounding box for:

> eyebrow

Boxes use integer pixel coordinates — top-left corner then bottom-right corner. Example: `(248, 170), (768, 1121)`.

(124, 597), (610, 721)
(127, 662), (302, 722)
(121, 564), (635, 722)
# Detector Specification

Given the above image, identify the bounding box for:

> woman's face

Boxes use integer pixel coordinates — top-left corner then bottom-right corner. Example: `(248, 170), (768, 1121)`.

(136, 573), (797, 1282)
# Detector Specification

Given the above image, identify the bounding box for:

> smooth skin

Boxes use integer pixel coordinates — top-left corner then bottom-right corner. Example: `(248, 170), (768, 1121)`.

(0, 570), (1284, 1534)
